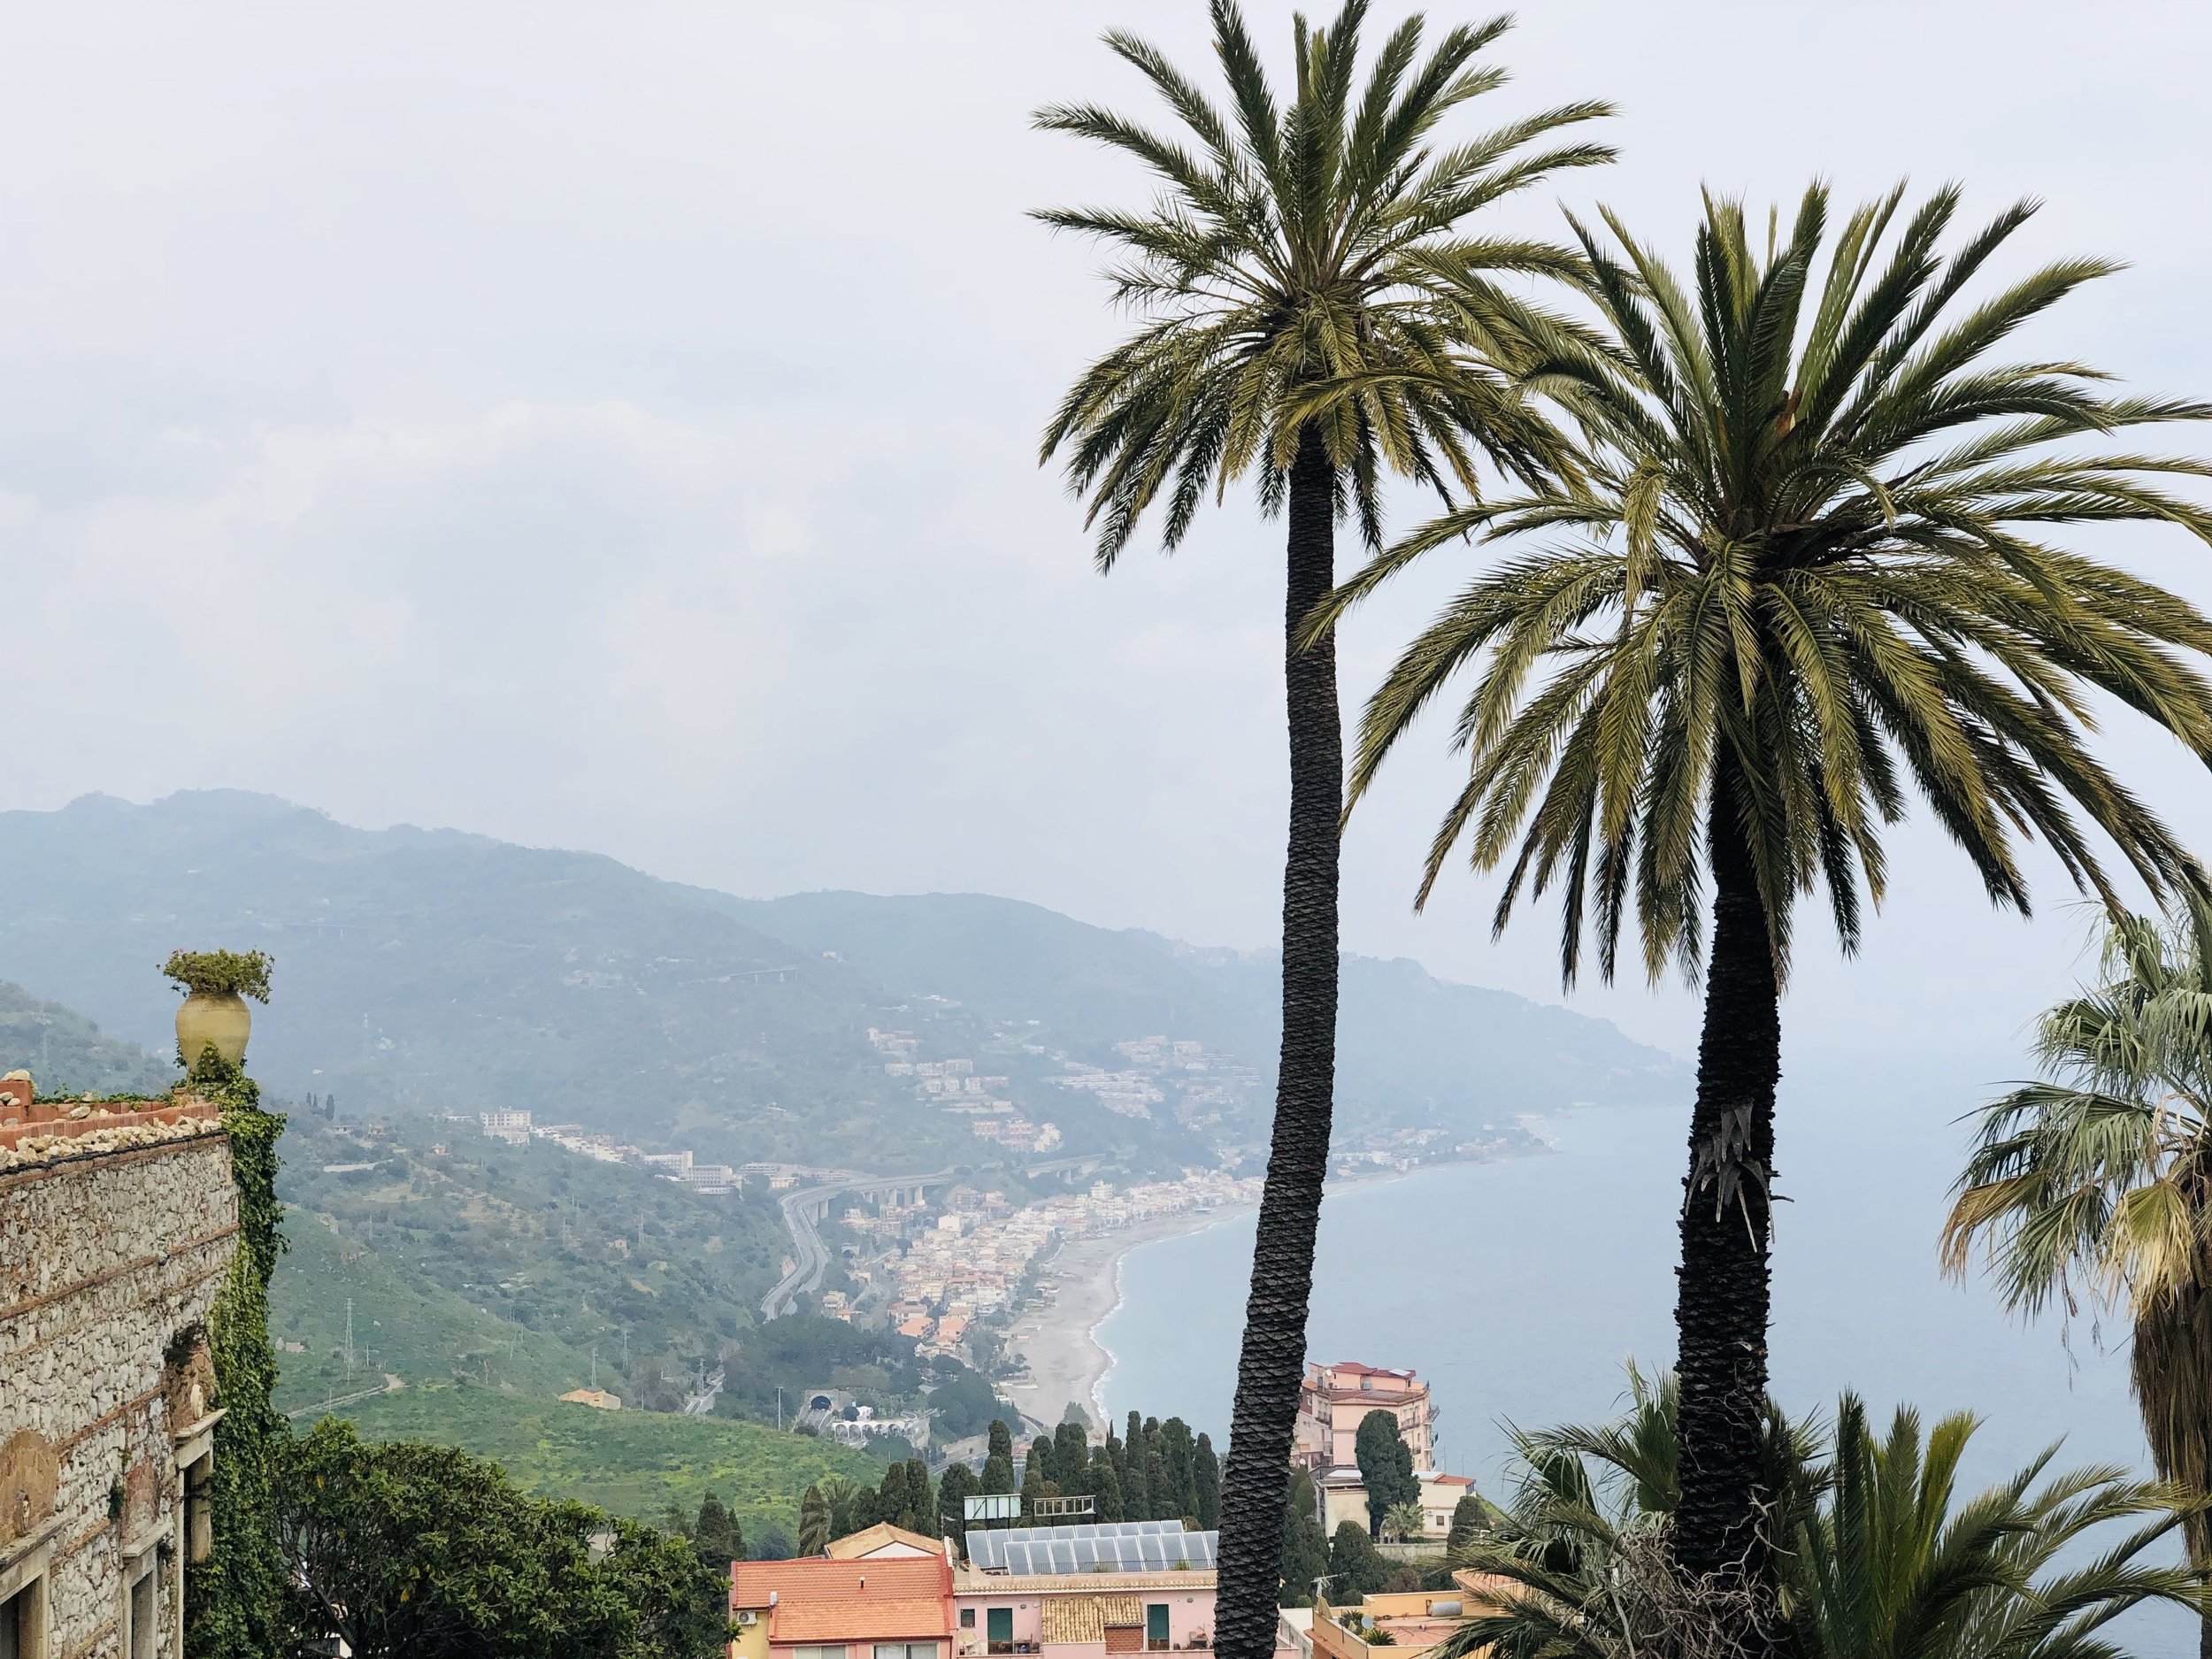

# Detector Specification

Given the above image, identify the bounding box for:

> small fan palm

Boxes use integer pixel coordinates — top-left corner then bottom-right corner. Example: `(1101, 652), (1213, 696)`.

(1035, 6), (1610, 1653)
(1329, 181), (2212, 1595)
(1946, 892), (2212, 1657)
(1445, 1377), (2198, 1659)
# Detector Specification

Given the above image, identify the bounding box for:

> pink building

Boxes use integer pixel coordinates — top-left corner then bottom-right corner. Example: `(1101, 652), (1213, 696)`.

(1292, 1362), (1436, 1474)
(953, 1522), (1217, 1659)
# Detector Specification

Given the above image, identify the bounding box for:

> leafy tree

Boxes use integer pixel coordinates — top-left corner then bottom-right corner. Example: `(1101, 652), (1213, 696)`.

(1030, 1435), (1059, 1494)
(926, 1366), (1005, 1441)
(1036, 7), (1610, 1651)
(276, 1417), (729, 1658)
(1945, 892), (2212, 1658)
(1327, 1520), (1390, 1600)
(1355, 1410), (1418, 1539)
(1452, 1377), (2199, 1659)
(1020, 1452), (1053, 1517)
(797, 1485), (828, 1557)
(1278, 1469), (1330, 1609)
(937, 1461), (979, 1549)
(747, 1523), (795, 1563)
(1194, 1433), (1222, 1530)
(692, 1493), (743, 1574)
(982, 1420), (1017, 1495)
(1338, 182), (2212, 1596)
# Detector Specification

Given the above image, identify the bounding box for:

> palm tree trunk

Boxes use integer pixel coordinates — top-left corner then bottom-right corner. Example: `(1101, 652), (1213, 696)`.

(1216, 426), (1341, 1659)
(1672, 775), (1780, 1598)
(2129, 1280), (2212, 1659)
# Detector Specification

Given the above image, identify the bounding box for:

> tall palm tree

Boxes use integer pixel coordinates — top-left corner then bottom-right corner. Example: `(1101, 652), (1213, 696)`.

(1946, 892), (2212, 1657)
(1326, 182), (2212, 1607)
(1447, 1376), (2200, 1659)
(1035, 7), (1610, 1652)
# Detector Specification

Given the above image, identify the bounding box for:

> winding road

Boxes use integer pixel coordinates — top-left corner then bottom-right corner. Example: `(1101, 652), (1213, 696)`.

(759, 1168), (958, 1318)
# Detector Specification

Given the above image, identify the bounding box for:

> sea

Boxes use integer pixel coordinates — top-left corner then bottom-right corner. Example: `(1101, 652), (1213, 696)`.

(1096, 1064), (2193, 1656)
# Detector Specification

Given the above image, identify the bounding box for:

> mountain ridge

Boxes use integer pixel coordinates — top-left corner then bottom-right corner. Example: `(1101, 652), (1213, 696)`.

(0, 790), (1684, 1171)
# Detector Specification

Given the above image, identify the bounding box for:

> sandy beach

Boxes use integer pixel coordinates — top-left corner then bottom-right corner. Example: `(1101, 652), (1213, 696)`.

(996, 1205), (1254, 1429)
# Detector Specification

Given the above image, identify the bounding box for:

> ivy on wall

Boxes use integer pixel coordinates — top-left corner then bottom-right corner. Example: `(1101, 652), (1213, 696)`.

(184, 1049), (288, 1659)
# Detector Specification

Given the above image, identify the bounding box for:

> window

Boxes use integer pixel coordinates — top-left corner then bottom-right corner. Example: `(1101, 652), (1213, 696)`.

(876, 1645), (939, 1659)
(1146, 1606), (1170, 1652)
(185, 1454), (214, 1564)
(960, 1610), (977, 1629)
(792, 1647), (849, 1659)
(128, 1565), (157, 1659)
(986, 1608), (1014, 1654)
(0, 1585), (21, 1659)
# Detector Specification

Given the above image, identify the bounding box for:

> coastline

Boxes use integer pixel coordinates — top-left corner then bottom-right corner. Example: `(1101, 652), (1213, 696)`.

(995, 1146), (1555, 1429)
(995, 1204), (1251, 1429)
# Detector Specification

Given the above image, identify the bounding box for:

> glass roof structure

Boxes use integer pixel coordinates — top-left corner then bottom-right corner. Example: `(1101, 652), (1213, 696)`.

(964, 1519), (1218, 1574)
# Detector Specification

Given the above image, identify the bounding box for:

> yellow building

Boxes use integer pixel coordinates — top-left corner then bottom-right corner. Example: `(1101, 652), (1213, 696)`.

(558, 1387), (622, 1410)
(1310, 1575), (1514, 1659)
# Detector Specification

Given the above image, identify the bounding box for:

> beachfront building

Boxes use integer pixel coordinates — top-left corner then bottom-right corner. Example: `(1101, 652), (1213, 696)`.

(731, 1553), (955, 1659)
(954, 1521), (1217, 1659)
(1292, 1362), (1437, 1474)
(1309, 1576), (1514, 1659)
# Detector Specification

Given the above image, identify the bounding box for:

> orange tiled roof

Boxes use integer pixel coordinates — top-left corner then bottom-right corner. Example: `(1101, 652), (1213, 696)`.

(733, 1555), (953, 1645)
(774, 1595), (951, 1643)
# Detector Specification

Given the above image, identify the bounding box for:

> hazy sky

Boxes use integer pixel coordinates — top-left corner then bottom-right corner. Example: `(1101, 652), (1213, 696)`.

(4, 2), (2209, 1067)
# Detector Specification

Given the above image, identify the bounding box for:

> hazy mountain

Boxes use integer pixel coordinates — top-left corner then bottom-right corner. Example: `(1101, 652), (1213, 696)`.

(0, 976), (175, 1095)
(0, 791), (1681, 1171)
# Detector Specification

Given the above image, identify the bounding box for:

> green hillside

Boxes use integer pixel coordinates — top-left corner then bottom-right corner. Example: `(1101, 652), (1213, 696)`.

(0, 977), (174, 1095)
(272, 1110), (791, 1411)
(326, 1383), (880, 1535)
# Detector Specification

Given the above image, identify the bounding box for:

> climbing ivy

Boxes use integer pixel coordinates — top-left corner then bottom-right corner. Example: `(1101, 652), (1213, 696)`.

(184, 1049), (288, 1659)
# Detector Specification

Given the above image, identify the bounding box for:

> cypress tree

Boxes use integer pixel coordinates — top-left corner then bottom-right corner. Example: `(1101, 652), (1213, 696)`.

(1054, 1420), (1090, 1494)
(1122, 1417), (1151, 1518)
(1445, 1494), (1484, 1556)
(938, 1461), (979, 1549)
(982, 1420), (1017, 1495)
(879, 1463), (909, 1531)
(905, 1458), (936, 1536)
(1089, 1448), (1125, 1522)
(1329, 1520), (1389, 1598)
(1277, 1469), (1330, 1609)
(1194, 1433), (1221, 1531)
(695, 1492), (744, 1570)
(1020, 1452), (1050, 1517)
(1029, 1435), (1058, 1494)
(1143, 1434), (1172, 1523)
(1161, 1417), (1198, 1518)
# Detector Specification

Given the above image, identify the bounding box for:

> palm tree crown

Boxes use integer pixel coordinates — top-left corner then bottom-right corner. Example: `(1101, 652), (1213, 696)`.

(1036, 0), (1612, 561)
(1946, 894), (2212, 1582)
(1337, 183), (2212, 984)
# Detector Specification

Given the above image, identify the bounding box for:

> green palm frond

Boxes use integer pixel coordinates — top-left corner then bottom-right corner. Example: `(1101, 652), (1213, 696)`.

(1037, 0), (1616, 567)
(1336, 182), (2212, 987)
(1439, 1374), (2200, 1659)
(1946, 892), (2212, 1560)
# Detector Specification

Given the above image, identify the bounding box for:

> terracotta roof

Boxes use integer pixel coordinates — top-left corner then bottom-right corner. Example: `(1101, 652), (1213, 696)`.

(733, 1554), (953, 1643)
(1041, 1595), (1144, 1643)
(1323, 1362), (1416, 1379)
(827, 1522), (948, 1560)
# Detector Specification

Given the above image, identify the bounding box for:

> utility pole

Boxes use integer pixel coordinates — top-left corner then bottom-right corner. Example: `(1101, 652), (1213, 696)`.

(345, 1299), (355, 1370)
(591, 1345), (598, 1388)
(777, 1387), (783, 1432)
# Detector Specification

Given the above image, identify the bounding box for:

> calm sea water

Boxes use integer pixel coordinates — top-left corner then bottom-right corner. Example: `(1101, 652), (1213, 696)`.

(1097, 1066), (2191, 1655)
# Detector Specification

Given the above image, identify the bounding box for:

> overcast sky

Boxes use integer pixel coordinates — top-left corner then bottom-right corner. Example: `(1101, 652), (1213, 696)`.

(2, 2), (2208, 1069)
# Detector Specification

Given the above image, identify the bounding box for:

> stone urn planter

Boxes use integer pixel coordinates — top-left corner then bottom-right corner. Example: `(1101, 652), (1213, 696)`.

(161, 949), (272, 1069)
(176, 991), (252, 1067)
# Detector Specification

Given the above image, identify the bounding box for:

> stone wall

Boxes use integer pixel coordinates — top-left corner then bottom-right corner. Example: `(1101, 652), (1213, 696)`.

(0, 1124), (237, 1659)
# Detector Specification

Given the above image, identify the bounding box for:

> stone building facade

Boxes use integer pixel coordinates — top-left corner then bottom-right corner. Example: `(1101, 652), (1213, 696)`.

(0, 1079), (235, 1659)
